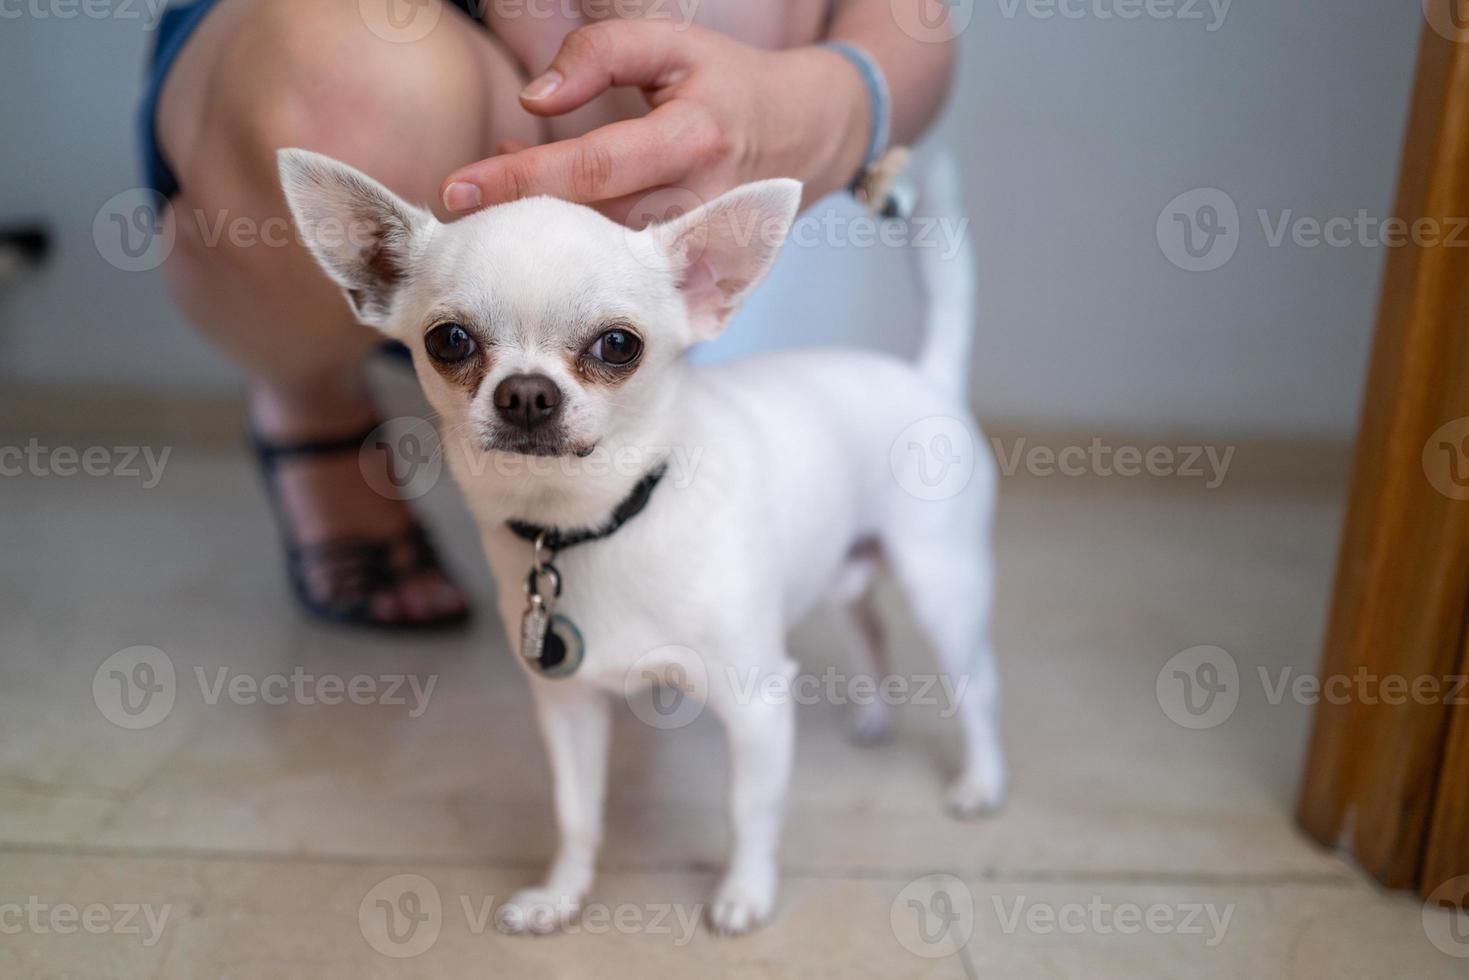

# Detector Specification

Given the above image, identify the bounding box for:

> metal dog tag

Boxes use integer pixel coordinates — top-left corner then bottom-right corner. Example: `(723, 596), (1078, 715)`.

(520, 564), (560, 664)
(517, 533), (585, 678)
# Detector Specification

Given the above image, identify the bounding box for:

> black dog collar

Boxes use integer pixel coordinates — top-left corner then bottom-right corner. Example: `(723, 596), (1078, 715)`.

(507, 464), (668, 679)
(506, 465), (667, 552)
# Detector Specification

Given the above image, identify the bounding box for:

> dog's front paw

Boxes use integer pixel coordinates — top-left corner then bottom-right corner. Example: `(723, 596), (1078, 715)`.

(945, 764), (1006, 818)
(708, 867), (776, 936)
(495, 888), (581, 936)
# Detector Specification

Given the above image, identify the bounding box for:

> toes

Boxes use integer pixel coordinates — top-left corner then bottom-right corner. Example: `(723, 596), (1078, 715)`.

(369, 591), (403, 624)
(368, 575), (468, 626)
(708, 872), (776, 937)
(945, 770), (1006, 819)
(430, 580), (469, 616)
(401, 574), (468, 622)
(495, 889), (580, 936)
(395, 583), (430, 621)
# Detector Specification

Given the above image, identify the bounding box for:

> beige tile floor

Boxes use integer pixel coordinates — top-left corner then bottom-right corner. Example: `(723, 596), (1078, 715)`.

(1, 430), (1463, 978)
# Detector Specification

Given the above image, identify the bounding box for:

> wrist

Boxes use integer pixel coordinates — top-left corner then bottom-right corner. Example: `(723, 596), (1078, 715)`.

(766, 46), (871, 201)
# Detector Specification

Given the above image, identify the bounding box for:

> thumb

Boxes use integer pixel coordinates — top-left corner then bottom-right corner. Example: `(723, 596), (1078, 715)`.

(518, 20), (699, 116)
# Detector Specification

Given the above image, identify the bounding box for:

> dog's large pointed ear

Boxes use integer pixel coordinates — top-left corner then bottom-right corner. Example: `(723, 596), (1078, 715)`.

(277, 148), (436, 329)
(644, 179), (801, 340)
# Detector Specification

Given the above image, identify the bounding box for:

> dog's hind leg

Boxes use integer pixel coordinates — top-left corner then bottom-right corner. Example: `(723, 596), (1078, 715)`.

(884, 533), (1006, 818)
(828, 546), (894, 744)
(845, 586), (895, 745)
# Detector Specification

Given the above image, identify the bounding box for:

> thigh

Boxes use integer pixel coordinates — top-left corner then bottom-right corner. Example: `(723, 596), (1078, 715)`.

(155, 0), (545, 213)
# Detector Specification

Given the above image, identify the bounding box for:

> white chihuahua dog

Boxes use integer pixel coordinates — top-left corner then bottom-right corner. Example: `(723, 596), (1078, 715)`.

(279, 148), (1003, 936)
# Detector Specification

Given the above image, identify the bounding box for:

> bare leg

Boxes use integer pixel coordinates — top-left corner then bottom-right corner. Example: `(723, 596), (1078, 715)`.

(154, 0), (542, 621)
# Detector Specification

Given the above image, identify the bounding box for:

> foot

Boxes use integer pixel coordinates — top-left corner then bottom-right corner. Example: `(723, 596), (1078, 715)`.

(494, 888), (582, 935)
(249, 378), (469, 626)
(708, 864), (777, 936)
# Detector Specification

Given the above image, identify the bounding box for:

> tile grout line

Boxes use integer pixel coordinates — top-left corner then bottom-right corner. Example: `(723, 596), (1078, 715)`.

(0, 840), (1363, 889)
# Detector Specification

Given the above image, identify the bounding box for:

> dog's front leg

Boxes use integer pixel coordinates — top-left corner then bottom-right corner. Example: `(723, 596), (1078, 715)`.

(495, 681), (610, 935)
(706, 670), (794, 936)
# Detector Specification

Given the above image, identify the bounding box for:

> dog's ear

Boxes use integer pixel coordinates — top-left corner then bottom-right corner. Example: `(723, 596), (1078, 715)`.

(277, 148), (436, 329)
(645, 179), (801, 340)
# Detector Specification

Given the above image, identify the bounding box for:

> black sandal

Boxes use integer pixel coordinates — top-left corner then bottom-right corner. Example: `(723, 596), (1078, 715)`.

(248, 423), (471, 631)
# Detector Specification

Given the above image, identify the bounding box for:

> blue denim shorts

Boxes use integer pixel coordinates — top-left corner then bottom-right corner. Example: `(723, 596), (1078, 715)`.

(138, 0), (482, 198)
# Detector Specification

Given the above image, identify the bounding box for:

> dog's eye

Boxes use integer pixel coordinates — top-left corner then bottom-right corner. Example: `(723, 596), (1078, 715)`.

(588, 328), (642, 367)
(424, 323), (477, 364)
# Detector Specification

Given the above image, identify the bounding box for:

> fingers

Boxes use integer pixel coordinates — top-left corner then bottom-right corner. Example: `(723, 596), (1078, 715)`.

(517, 20), (700, 117)
(443, 100), (721, 211)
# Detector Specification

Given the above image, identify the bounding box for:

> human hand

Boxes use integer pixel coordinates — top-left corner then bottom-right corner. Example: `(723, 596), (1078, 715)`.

(440, 20), (871, 223)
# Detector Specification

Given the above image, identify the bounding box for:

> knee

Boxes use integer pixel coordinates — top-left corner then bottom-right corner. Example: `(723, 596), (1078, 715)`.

(207, 0), (479, 197)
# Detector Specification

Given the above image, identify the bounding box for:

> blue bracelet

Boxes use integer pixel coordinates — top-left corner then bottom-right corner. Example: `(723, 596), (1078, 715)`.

(821, 41), (891, 191)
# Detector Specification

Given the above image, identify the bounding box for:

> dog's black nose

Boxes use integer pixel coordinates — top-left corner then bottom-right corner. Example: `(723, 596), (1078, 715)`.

(493, 373), (562, 431)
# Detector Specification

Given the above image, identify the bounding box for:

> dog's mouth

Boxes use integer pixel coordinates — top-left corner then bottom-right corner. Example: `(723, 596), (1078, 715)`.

(482, 432), (596, 459)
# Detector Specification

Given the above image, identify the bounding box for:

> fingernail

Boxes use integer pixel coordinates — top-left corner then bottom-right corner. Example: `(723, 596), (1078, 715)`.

(443, 182), (482, 212)
(521, 69), (563, 101)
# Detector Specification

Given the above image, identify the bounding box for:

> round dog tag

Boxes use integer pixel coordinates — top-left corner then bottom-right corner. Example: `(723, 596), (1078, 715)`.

(531, 614), (585, 679)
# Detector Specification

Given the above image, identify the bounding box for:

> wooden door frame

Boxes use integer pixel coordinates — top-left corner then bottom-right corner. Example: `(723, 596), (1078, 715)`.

(1296, 11), (1469, 905)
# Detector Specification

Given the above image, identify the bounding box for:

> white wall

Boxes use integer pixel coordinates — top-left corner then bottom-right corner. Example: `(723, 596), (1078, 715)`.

(0, 1), (1425, 439)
